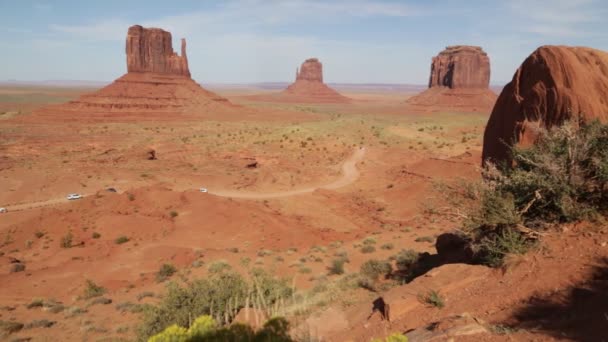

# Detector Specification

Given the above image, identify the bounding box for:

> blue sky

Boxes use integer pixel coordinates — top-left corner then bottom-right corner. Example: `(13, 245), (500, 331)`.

(1, 0), (607, 84)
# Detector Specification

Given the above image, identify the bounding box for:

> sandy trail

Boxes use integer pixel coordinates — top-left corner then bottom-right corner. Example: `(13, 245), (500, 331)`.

(208, 147), (366, 199)
(2, 147), (366, 211)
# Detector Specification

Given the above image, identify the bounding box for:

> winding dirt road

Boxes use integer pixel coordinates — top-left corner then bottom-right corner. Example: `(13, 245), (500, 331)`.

(2, 147), (366, 212)
(208, 147), (366, 199)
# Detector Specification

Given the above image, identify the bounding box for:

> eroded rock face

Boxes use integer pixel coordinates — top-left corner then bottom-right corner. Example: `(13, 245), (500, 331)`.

(296, 58), (323, 82)
(126, 25), (190, 77)
(429, 46), (490, 89)
(482, 45), (608, 165)
(406, 46), (496, 112)
(33, 25), (235, 120)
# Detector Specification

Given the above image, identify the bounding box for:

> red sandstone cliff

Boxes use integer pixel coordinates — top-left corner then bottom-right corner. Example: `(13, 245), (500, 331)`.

(482, 45), (608, 164)
(429, 46), (490, 89)
(126, 25), (190, 77)
(408, 45), (496, 112)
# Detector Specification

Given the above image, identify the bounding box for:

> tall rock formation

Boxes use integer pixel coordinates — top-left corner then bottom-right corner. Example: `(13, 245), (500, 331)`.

(482, 45), (608, 165)
(296, 58), (323, 82)
(34, 25), (234, 120)
(281, 58), (349, 103)
(126, 25), (190, 77)
(428, 46), (490, 89)
(407, 45), (497, 112)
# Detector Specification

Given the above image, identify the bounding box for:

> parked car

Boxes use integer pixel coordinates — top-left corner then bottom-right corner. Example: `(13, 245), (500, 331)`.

(199, 187), (208, 193)
(67, 193), (83, 200)
(0, 208), (7, 213)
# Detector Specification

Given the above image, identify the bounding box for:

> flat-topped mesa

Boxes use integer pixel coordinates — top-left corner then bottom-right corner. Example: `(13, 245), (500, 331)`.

(429, 45), (490, 89)
(296, 58), (323, 82)
(126, 25), (190, 77)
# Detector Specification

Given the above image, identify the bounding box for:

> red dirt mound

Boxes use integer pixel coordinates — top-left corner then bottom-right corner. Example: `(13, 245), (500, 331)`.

(407, 46), (497, 112)
(29, 25), (238, 122)
(482, 45), (608, 164)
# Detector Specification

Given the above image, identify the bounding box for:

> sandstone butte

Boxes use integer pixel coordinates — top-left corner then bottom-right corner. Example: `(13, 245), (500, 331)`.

(407, 45), (497, 112)
(482, 45), (608, 165)
(281, 58), (350, 103)
(32, 25), (233, 121)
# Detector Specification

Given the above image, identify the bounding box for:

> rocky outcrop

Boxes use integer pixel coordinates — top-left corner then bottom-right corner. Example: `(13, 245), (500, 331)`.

(296, 58), (323, 82)
(429, 46), (490, 89)
(482, 45), (608, 165)
(34, 25), (236, 120)
(282, 58), (350, 103)
(126, 25), (190, 77)
(407, 45), (497, 112)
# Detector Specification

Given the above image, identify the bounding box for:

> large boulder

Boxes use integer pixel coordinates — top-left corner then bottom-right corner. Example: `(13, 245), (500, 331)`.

(482, 45), (608, 165)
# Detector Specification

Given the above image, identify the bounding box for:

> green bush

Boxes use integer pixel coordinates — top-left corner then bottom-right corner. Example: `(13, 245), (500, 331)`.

(138, 270), (292, 341)
(81, 280), (106, 300)
(467, 120), (608, 266)
(360, 259), (392, 282)
(156, 264), (177, 283)
(328, 257), (346, 275)
(360, 245), (376, 254)
(149, 315), (294, 342)
(419, 289), (444, 308)
(60, 232), (73, 248)
(115, 236), (130, 245)
(372, 333), (409, 342)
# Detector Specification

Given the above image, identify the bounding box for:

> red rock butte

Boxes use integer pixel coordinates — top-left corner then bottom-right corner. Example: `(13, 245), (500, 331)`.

(281, 58), (350, 103)
(407, 46), (497, 112)
(482, 45), (608, 165)
(32, 25), (234, 121)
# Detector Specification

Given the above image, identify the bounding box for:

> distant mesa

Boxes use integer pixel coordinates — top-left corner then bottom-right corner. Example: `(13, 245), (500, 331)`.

(33, 25), (234, 121)
(482, 45), (608, 165)
(281, 58), (350, 103)
(407, 45), (497, 112)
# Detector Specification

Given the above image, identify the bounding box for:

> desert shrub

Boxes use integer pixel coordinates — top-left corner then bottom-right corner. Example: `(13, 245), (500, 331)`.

(26, 298), (44, 309)
(362, 237), (376, 245)
(81, 280), (106, 300)
(465, 120), (608, 266)
(249, 268), (293, 308)
(395, 249), (420, 274)
(156, 264), (177, 283)
(380, 243), (394, 250)
(414, 236), (434, 243)
(60, 232), (73, 248)
(115, 236), (130, 244)
(207, 260), (231, 274)
(372, 333), (409, 342)
(0, 320), (24, 335)
(328, 257), (346, 275)
(148, 315), (293, 342)
(419, 289), (444, 308)
(169, 211), (179, 218)
(138, 270), (292, 341)
(92, 232), (101, 239)
(360, 260), (392, 282)
(360, 245), (376, 254)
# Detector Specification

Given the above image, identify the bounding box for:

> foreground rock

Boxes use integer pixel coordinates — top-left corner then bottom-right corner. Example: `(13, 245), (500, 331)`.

(32, 25), (235, 121)
(281, 58), (350, 103)
(408, 46), (497, 112)
(482, 45), (608, 165)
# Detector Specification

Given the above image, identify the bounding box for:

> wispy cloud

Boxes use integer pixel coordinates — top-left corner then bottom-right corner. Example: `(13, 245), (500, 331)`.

(507, 0), (605, 37)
